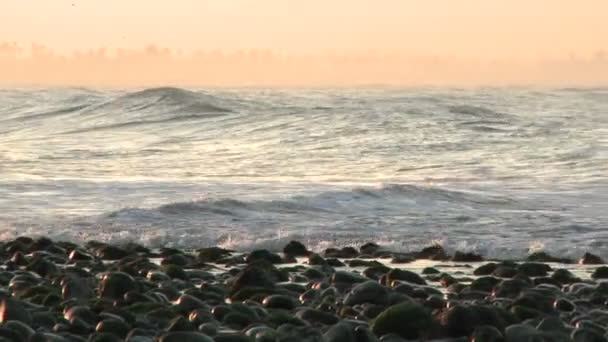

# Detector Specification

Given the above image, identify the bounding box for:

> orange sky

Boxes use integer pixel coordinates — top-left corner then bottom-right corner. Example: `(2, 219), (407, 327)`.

(2, 0), (607, 59)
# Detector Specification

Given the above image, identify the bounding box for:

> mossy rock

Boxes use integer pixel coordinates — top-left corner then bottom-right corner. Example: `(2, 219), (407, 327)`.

(371, 301), (435, 340)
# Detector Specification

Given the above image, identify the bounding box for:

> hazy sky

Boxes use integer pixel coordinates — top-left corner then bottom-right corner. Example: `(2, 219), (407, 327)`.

(2, 0), (607, 59)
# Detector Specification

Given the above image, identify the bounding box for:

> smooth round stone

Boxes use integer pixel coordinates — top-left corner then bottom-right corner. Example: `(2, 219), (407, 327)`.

(283, 241), (309, 257)
(89, 333), (124, 342)
(161, 265), (189, 280)
(125, 328), (156, 342)
(592, 266), (608, 279)
(537, 316), (570, 333)
(343, 280), (389, 306)
(474, 263), (498, 276)
(96, 318), (131, 338)
(99, 272), (136, 299)
(29, 332), (69, 342)
(505, 324), (544, 342)
(94, 245), (129, 261)
(214, 334), (252, 342)
(295, 308), (340, 325)
(62, 278), (93, 301)
(198, 323), (218, 336)
(518, 263), (552, 277)
(469, 276), (500, 293)
(167, 316), (196, 332)
(246, 250), (282, 264)
(0, 298), (32, 324)
(175, 294), (208, 312)
(421, 267), (440, 275)
(571, 328), (608, 342)
(0, 326), (26, 341)
(386, 269), (426, 286)
(579, 253), (605, 265)
(158, 332), (214, 342)
(262, 295), (298, 310)
(2, 320), (35, 339)
(64, 306), (97, 325)
(324, 322), (355, 342)
(471, 325), (503, 342)
(440, 305), (481, 337)
(371, 301), (434, 340)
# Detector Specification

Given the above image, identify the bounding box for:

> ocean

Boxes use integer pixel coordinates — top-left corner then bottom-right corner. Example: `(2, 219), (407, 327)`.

(0, 87), (606, 259)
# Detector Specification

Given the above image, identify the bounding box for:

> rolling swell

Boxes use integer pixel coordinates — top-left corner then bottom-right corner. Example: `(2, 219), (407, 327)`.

(104, 184), (511, 220)
(57, 87), (234, 134)
(106, 87), (232, 114)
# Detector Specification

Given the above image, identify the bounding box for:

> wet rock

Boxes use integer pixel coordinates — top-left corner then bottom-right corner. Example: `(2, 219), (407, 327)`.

(471, 325), (503, 342)
(360, 243), (381, 255)
(158, 332), (214, 342)
(324, 246), (359, 258)
(161, 264), (189, 280)
(175, 294), (210, 313)
(592, 266), (608, 279)
(332, 271), (367, 284)
(492, 265), (518, 278)
(214, 333), (252, 342)
(439, 305), (481, 337)
(283, 241), (309, 257)
(452, 251), (483, 262)
(0, 326), (27, 342)
(89, 333), (124, 342)
(161, 253), (192, 267)
(326, 258), (346, 267)
(416, 245), (449, 260)
(62, 277), (93, 302)
(422, 267), (441, 275)
(518, 262), (552, 277)
(469, 276), (500, 293)
(168, 316), (196, 332)
(307, 253), (328, 266)
(364, 266), (391, 280)
(504, 324), (544, 342)
(229, 260), (286, 296)
(386, 269), (426, 285)
(348, 259), (383, 268)
(571, 328), (607, 342)
(552, 269), (581, 284)
(99, 272), (137, 299)
(371, 301), (435, 340)
(579, 253), (605, 265)
(536, 316), (570, 333)
(94, 245), (130, 260)
(473, 263), (498, 276)
(324, 322), (355, 342)
(0, 298), (32, 324)
(276, 324), (324, 342)
(344, 280), (390, 306)
(95, 318), (131, 338)
(295, 308), (340, 325)
(2, 320), (35, 339)
(527, 251), (573, 264)
(246, 250), (283, 264)
(197, 247), (231, 263)
(390, 255), (414, 264)
(68, 249), (94, 261)
(554, 297), (575, 312)
(26, 257), (59, 278)
(262, 295), (298, 310)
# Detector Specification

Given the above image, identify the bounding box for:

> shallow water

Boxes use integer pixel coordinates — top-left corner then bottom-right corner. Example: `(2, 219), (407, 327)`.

(0, 87), (606, 258)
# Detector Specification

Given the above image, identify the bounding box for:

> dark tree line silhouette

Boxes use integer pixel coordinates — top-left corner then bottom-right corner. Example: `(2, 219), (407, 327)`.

(1, 42), (607, 87)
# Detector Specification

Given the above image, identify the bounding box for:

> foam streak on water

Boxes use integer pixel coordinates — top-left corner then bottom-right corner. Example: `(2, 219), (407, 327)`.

(0, 87), (606, 259)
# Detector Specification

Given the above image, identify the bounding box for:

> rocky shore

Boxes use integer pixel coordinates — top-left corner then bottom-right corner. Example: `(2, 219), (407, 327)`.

(1, 237), (608, 342)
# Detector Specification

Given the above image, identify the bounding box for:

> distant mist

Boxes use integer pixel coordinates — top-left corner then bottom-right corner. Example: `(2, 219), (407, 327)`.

(2, 43), (608, 87)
